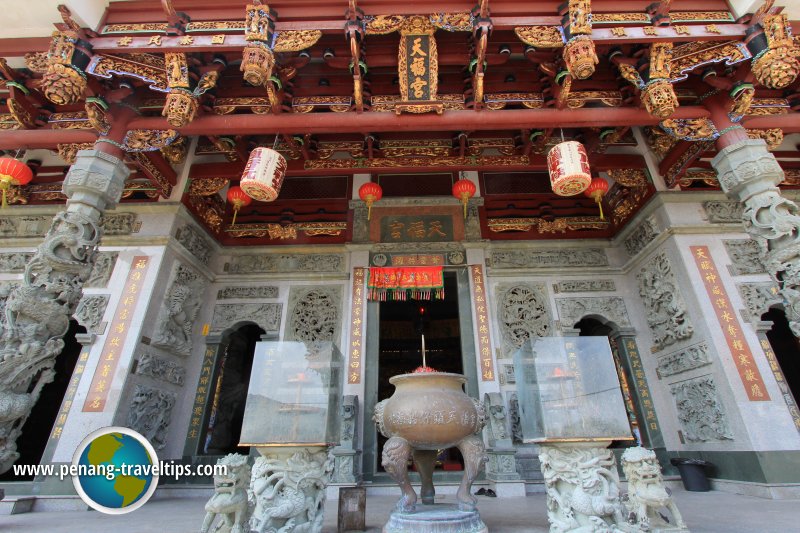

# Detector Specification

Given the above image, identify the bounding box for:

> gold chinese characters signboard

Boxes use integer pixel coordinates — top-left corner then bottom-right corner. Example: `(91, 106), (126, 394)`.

(83, 256), (150, 412)
(50, 349), (90, 439)
(691, 246), (769, 401)
(397, 16), (440, 112)
(348, 268), (366, 384)
(186, 345), (216, 441)
(758, 336), (800, 432)
(471, 265), (495, 381)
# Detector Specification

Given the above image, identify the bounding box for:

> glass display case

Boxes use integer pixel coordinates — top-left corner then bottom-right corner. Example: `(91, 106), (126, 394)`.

(239, 341), (343, 446)
(513, 337), (632, 443)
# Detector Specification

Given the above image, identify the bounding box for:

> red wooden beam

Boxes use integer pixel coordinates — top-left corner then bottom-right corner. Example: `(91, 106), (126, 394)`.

(130, 105), (712, 136)
(0, 106), (711, 150)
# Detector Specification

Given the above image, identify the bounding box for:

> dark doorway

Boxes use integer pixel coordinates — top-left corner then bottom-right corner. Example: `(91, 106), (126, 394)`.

(575, 317), (642, 447)
(203, 323), (264, 455)
(1, 320), (85, 481)
(376, 272), (464, 472)
(762, 308), (800, 404)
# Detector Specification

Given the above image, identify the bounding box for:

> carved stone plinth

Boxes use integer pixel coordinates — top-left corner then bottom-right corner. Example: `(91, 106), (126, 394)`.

(383, 504), (487, 533)
(539, 442), (628, 533)
(486, 448), (521, 482)
(250, 446), (333, 533)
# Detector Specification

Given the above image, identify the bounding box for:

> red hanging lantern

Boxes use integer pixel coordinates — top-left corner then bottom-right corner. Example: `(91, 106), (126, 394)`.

(452, 177), (476, 218)
(584, 176), (609, 220)
(0, 157), (33, 208)
(226, 185), (252, 227)
(240, 147), (287, 202)
(547, 141), (591, 196)
(358, 182), (383, 220)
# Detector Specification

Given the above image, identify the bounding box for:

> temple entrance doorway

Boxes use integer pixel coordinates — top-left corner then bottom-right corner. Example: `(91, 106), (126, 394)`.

(363, 268), (479, 481)
(761, 308), (800, 406)
(1, 320), (85, 481)
(202, 323), (265, 456)
(575, 317), (642, 448)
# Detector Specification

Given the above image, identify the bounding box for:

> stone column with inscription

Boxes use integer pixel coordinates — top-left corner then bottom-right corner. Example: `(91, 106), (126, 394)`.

(0, 140), (130, 473)
(709, 102), (800, 338)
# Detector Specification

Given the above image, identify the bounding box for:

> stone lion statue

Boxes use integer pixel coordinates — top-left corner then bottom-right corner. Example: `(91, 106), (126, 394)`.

(200, 454), (251, 533)
(622, 447), (688, 532)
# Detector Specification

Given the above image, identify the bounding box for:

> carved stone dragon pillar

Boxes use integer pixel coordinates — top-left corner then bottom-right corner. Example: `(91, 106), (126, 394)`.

(711, 138), (800, 338)
(0, 148), (130, 473)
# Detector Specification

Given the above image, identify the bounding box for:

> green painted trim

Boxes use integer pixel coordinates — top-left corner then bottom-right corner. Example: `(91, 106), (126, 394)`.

(667, 450), (800, 484)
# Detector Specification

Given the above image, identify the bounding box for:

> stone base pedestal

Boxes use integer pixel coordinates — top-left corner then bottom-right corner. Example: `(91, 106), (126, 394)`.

(491, 480), (526, 498)
(383, 504), (487, 533)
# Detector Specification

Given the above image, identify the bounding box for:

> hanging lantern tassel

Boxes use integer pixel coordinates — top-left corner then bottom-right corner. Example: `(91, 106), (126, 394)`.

(0, 157), (33, 209)
(358, 182), (383, 221)
(584, 177), (609, 220)
(226, 185), (252, 228)
(452, 177), (476, 219)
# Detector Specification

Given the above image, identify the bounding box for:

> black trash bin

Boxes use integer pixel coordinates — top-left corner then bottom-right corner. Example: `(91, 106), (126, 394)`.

(670, 458), (712, 491)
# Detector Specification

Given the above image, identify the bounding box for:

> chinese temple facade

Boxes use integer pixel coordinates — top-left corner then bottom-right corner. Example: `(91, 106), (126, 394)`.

(1, 0), (800, 503)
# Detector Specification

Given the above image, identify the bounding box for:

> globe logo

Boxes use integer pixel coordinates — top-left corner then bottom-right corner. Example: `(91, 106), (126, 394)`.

(71, 426), (159, 514)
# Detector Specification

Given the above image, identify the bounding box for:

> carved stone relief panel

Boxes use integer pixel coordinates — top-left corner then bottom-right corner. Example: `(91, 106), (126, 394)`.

(0, 252), (34, 272)
(175, 224), (211, 265)
(0, 213), (136, 238)
(85, 252), (118, 288)
(151, 263), (207, 357)
(737, 282), (782, 321)
(126, 384), (176, 450)
(703, 201), (743, 224)
(136, 351), (185, 386)
(211, 303), (282, 335)
(101, 212), (138, 235)
(0, 216), (50, 238)
(74, 295), (110, 334)
(484, 392), (509, 446)
(556, 297), (631, 329)
(637, 252), (694, 350)
(495, 282), (551, 357)
(217, 286), (279, 299)
(508, 392), (523, 444)
(284, 285), (342, 344)
(554, 280), (615, 293)
(724, 239), (766, 275)
(670, 375), (733, 443)
(624, 216), (660, 257)
(489, 248), (608, 269)
(656, 341), (712, 379)
(227, 253), (345, 273)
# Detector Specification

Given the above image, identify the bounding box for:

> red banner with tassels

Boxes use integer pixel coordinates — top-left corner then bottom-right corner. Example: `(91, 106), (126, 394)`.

(367, 266), (444, 301)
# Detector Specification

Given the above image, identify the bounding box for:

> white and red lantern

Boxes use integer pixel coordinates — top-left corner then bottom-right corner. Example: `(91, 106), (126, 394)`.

(584, 176), (609, 220)
(452, 177), (476, 218)
(547, 141), (591, 196)
(0, 157), (33, 208)
(358, 182), (383, 220)
(240, 147), (287, 202)
(226, 185), (252, 227)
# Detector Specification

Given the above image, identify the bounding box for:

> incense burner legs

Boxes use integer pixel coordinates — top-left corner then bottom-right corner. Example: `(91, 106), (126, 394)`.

(382, 436), (417, 512)
(381, 434), (487, 513)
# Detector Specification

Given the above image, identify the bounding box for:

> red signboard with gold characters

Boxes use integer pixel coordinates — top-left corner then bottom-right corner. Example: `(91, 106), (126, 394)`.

(471, 265), (495, 382)
(83, 256), (150, 412)
(691, 246), (769, 401)
(347, 267), (366, 384)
